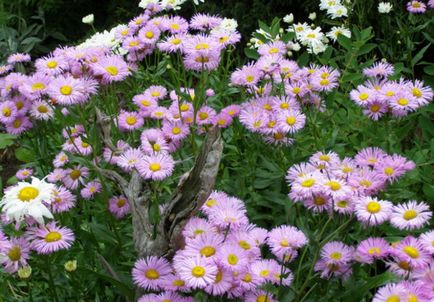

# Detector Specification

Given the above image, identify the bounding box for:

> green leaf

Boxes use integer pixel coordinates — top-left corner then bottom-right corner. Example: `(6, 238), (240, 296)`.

(337, 34), (352, 51)
(411, 44), (431, 67)
(15, 147), (35, 163)
(424, 65), (434, 76)
(149, 202), (160, 225)
(297, 52), (310, 66)
(357, 43), (376, 56)
(0, 133), (16, 149)
(244, 47), (259, 60)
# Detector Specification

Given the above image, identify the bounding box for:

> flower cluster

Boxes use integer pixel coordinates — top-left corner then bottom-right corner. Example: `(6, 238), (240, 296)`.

(0, 221), (75, 273)
(315, 234), (434, 295)
(349, 62), (433, 120)
(232, 49), (339, 145)
(133, 191), (308, 301)
(286, 147), (432, 230)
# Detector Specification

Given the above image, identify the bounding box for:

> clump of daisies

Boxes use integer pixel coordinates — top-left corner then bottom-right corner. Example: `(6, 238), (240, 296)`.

(132, 191), (308, 301)
(231, 44), (340, 146)
(0, 177), (75, 273)
(286, 147), (432, 230)
(349, 61), (433, 120)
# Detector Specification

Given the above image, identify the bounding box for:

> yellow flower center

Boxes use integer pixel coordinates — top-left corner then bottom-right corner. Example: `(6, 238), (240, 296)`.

(314, 196), (326, 205)
(280, 239), (289, 247)
(60, 85), (72, 95)
(292, 87), (301, 94)
(199, 112), (208, 120)
(193, 229), (204, 235)
(206, 199), (216, 207)
(403, 246), (419, 259)
(191, 266), (205, 277)
(286, 116), (296, 125)
(145, 269), (160, 280)
(246, 75), (255, 82)
(180, 104), (190, 112)
(145, 31), (154, 39)
(117, 199), (127, 207)
(195, 43), (209, 50)
(307, 33), (316, 38)
(370, 104), (380, 112)
(172, 279), (185, 286)
(2, 107), (11, 117)
(18, 186), (39, 202)
(200, 246), (216, 257)
(386, 295), (400, 302)
(320, 79), (330, 86)
(359, 180), (372, 187)
(227, 254), (238, 265)
(172, 127), (181, 135)
(8, 246), (21, 261)
(105, 66), (119, 76)
(412, 88), (422, 98)
(238, 240), (251, 250)
(337, 200), (348, 208)
(170, 23), (180, 30)
(32, 82), (46, 91)
(403, 210), (417, 220)
(194, 56), (209, 63)
(129, 41), (139, 47)
(326, 181), (341, 191)
(45, 231), (62, 242)
(259, 269), (269, 277)
(398, 261), (411, 271)
(152, 143), (161, 152)
(149, 163), (161, 172)
(330, 252), (342, 260)
(257, 295), (269, 302)
(397, 98), (409, 106)
(47, 61), (58, 69)
(37, 105), (49, 113)
(359, 93), (369, 101)
(126, 116), (137, 126)
(301, 179), (315, 187)
(13, 119), (22, 128)
(269, 47), (279, 54)
(171, 38), (181, 45)
(70, 169), (81, 180)
(366, 201), (381, 214)
(386, 91), (395, 97)
(368, 247), (381, 255)
(243, 273), (252, 282)
(407, 294), (418, 302)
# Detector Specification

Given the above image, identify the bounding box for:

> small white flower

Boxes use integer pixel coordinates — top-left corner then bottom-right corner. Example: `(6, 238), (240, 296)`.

(82, 14), (94, 24)
(0, 177), (55, 223)
(326, 26), (351, 42)
(283, 13), (294, 24)
(327, 4), (348, 19)
(291, 42), (301, 51)
(319, 0), (341, 10)
(213, 18), (238, 34)
(378, 2), (393, 13)
(193, 0), (205, 5)
(138, 0), (159, 8)
(308, 12), (317, 20)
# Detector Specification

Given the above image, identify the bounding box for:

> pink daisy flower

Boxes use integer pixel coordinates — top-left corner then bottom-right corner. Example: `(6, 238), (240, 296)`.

(19, 73), (51, 100)
(355, 237), (390, 264)
(46, 168), (66, 183)
(132, 256), (172, 291)
(390, 201), (432, 230)
(184, 233), (224, 260)
(230, 62), (262, 87)
(244, 290), (276, 302)
(118, 111), (144, 131)
(407, 1), (426, 13)
(363, 62), (395, 78)
(277, 110), (306, 134)
(80, 180), (102, 200)
(116, 148), (144, 171)
(53, 151), (69, 168)
(62, 165), (89, 190)
(0, 101), (18, 124)
(144, 85), (167, 100)
(50, 186), (76, 213)
(140, 128), (170, 154)
(204, 266), (233, 296)
(48, 76), (87, 105)
(251, 259), (280, 283)
(216, 244), (248, 272)
(419, 231), (434, 254)
(136, 153), (175, 181)
(92, 55), (131, 84)
(189, 13), (222, 31)
(162, 120), (190, 141)
(391, 236), (431, 269)
(35, 55), (68, 76)
(182, 217), (217, 239)
(175, 256), (218, 289)
(157, 34), (186, 53)
(319, 241), (354, 266)
(355, 197), (393, 226)
(7, 53), (31, 64)
(138, 24), (161, 45)
(15, 168), (33, 181)
(267, 225), (307, 260)
(372, 283), (407, 302)
(27, 222), (75, 254)
(5, 115), (33, 135)
(108, 196), (130, 219)
(0, 237), (30, 273)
